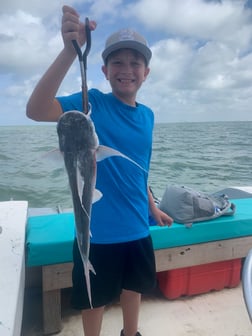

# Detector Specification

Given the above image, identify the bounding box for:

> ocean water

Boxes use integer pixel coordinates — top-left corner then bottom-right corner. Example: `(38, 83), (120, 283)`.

(0, 121), (252, 208)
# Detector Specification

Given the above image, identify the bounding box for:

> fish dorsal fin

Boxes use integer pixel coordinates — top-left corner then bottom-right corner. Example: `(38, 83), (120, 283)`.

(96, 145), (148, 173)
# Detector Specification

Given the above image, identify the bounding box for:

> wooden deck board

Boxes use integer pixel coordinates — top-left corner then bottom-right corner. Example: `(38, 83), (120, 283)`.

(39, 235), (252, 334)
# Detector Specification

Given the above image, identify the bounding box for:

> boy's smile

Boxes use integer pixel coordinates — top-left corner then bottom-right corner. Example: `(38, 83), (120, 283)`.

(102, 49), (150, 106)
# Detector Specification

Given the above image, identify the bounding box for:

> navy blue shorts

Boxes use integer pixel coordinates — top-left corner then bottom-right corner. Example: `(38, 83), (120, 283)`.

(71, 235), (156, 309)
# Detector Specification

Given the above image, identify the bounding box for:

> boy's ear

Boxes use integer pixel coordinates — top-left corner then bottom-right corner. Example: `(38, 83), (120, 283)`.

(144, 67), (150, 80)
(102, 65), (108, 79)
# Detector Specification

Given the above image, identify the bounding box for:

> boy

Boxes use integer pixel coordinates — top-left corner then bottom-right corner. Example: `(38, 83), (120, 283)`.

(26, 5), (173, 336)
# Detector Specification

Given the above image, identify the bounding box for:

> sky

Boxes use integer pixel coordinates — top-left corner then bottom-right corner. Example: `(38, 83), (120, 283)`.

(1, 0), (252, 125)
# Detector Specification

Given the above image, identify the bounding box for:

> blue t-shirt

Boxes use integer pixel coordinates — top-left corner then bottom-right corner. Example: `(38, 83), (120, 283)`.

(57, 89), (154, 243)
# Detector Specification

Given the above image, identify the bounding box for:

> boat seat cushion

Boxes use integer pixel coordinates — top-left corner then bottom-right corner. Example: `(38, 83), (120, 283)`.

(26, 198), (252, 267)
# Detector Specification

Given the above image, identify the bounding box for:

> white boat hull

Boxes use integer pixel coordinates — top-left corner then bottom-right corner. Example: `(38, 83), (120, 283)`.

(0, 201), (28, 336)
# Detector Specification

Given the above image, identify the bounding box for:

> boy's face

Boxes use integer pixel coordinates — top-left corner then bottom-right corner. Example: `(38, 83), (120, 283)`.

(102, 49), (150, 106)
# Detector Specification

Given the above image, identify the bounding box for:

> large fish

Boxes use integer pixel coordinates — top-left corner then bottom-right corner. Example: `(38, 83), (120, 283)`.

(57, 110), (147, 308)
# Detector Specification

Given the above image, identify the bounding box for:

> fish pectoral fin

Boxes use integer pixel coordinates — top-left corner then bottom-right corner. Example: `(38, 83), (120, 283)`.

(96, 145), (148, 173)
(77, 167), (84, 201)
(42, 148), (64, 168)
(93, 189), (103, 203)
(96, 145), (126, 161)
(76, 169), (90, 218)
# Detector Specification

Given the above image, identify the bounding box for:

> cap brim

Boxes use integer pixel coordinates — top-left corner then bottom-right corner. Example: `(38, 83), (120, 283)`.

(102, 40), (152, 64)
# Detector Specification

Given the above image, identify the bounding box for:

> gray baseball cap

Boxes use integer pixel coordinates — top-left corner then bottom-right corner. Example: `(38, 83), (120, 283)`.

(102, 28), (152, 65)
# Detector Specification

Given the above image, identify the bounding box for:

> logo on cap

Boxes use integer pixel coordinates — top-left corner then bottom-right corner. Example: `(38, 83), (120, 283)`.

(118, 29), (136, 41)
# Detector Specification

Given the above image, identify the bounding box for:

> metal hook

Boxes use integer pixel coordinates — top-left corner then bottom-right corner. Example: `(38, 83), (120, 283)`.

(72, 17), (91, 114)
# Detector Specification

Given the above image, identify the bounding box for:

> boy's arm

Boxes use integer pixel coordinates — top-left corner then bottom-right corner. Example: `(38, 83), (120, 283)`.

(26, 49), (76, 121)
(148, 187), (173, 227)
(26, 5), (96, 122)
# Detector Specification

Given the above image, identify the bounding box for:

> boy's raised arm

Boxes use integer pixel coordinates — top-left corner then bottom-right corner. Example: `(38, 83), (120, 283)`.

(26, 5), (96, 122)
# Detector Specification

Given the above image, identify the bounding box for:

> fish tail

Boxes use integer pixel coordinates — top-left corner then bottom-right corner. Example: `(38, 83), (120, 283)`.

(83, 259), (96, 309)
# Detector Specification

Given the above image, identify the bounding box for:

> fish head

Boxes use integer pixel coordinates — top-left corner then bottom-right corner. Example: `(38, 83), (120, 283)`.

(57, 110), (98, 154)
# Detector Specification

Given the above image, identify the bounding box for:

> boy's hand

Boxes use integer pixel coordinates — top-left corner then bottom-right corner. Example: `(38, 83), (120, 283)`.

(61, 5), (97, 54)
(152, 207), (173, 227)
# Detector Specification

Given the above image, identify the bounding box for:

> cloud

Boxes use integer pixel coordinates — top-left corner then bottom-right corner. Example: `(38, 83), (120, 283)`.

(129, 0), (252, 41)
(89, 0), (123, 20)
(1, 0), (82, 17)
(1, 0), (252, 125)
(0, 10), (61, 77)
(128, 0), (252, 122)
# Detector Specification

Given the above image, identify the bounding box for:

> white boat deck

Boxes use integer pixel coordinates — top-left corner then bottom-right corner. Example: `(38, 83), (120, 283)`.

(0, 201), (28, 336)
(21, 284), (251, 336)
